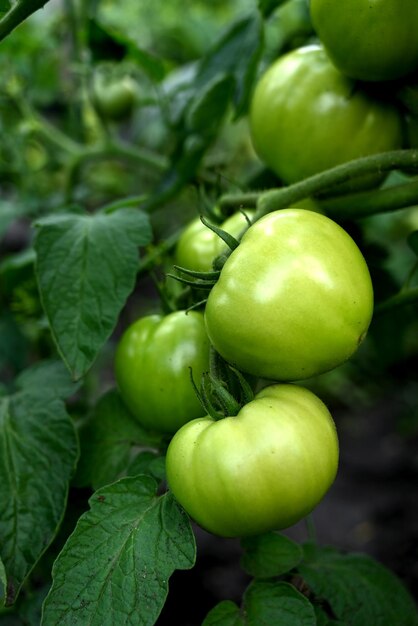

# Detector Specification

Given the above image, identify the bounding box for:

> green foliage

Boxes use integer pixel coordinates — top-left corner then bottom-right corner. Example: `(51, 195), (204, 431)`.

(74, 389), (163, 490)
(299, 546), (418, 626)
(34, 209), (152, 380)
(241, 532), (303, 578)
(41, 476), (196, 625)
(0, 361), (78, 605)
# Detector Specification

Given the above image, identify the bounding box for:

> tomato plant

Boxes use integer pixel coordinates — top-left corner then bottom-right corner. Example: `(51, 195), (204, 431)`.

(310, 0), (418, 82)
(205, 208), (374, 381)
(114, 311), (209, 433)
(166, 383), (339, 537)
(1, 2), (418, 625)
(250, 45), (404, 189)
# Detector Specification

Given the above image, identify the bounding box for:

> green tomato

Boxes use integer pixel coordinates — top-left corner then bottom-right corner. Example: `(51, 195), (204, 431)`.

(166, 383), (339, 537)
(310, 0), (418, 82)
(114, 311), (209, 433)
(174, 210), (255, 273)
(205, 209), (373, 381)
(94, 74), (137, 121)
(250, 45), (403, 189)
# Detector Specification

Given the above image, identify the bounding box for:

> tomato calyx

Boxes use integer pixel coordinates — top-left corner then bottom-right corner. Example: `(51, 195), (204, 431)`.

(191, 348), (255, 420)
(167, 265), (221, 290)
(200, 215), (241, 252)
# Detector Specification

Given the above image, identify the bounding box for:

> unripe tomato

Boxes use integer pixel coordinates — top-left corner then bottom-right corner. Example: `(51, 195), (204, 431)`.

(166, 384), (339, 537)
(175, 202), (322, 274)
(249, 45), (403, 189)
(310, 0), (418, 82)
(93, 74), (137, 121)
(175, 211), (255, 273)
(205, 209), (374, 381)
(114, 311), (209, 433)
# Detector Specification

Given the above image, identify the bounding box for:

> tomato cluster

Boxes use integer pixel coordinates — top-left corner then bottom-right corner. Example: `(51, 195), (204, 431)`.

(250, 0), (418, 184)
(115, 7), (418, 538)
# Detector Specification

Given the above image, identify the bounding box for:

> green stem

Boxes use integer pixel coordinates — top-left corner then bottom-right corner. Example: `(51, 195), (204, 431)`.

(16, 96), (82, 156)
(219, 191), (260, 212)
(64, 141), (168, 202)
(321, 177), (418, 220)
(256, 150), (418, 219)
(137, 231), (183, 275)
(111, 141), (168, 171)
(0, 0), (50, 43)
(305, 513), (317, 544)
(374, 287), (418, 316)
(101, 195), (149, 214)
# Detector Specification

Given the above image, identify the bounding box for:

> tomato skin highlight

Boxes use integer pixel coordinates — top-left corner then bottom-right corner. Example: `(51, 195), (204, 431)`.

(310, 0), (418, 82)
(166, 384), (339, 537)
(249, 45), (403, 189)
(114, 311), (209, 433)
(205, 209), (374, 381)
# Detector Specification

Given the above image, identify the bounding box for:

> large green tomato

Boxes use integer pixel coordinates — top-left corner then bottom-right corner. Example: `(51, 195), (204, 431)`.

(205, 209), (373, 381)
(249, 45), (403, 188)
(114, 311), (209, 433)
(310, 0), (418, 82)
(175, 210), (255, 273)
(166, 384), (339, 537)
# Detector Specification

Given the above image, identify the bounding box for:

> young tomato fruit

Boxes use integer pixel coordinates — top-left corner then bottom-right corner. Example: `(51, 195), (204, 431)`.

(166, 384), (339, 537)
(175, 210), (255, 273)
(93, 74), (137, 121)
(249, 45), (403, 189)
(205, 209), (373, 381)
(310, 0), (418, 82)
(114, 311), (209, 433)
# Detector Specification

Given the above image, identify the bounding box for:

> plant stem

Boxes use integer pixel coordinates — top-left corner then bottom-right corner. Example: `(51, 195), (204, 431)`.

(219, 191), (260, 212)
(321, 177), (418, 220)
(256, 150), (418, 219)
(137, 231), (182, 275)
(0, 0), (50, 43)
(374, 287), (418, 316)
(305, 514), (317, 544)
(64, 141), (168, 202)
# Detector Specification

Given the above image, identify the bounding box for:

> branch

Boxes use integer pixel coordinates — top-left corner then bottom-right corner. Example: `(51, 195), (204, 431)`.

(0, 0), (51, 43)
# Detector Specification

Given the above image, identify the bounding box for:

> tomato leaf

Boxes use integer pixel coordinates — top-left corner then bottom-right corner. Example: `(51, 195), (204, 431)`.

(41, 476), (196, 626)
(299, 547), (418, 626)
(314, 605), (345, 626)
(196, 12), (263, 118)
(202, 600), (244, 626)
(74, 389), (163, 490)
(0, 361), (78, 606)
(244, 581), (317, 625)
(34, 209), (152, 380)
(127, 451), (166, 483)
(15, 359), (80, 399)
(186, 73), (234, 136)
(241, 532), (303, 578)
